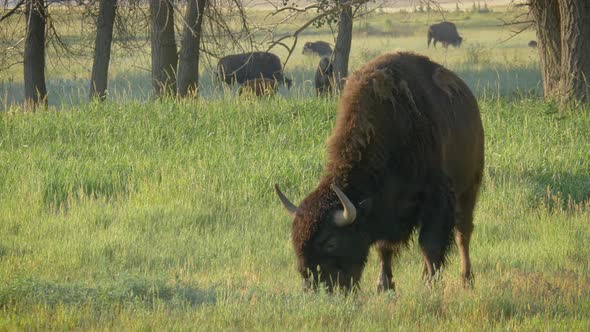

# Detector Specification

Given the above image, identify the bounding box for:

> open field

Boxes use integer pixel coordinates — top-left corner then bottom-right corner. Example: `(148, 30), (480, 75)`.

(1, 7), (539, 109)
(1, 5), (590, 331)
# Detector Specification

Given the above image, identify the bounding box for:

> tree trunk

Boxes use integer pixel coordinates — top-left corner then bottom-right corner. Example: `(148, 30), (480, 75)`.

(530, 0), (590, 105)
(150, 0), (178, 97)
(332, 5), (353, 92)
(177, 0), (207, 98)
(530, 0), (561, 99)
(89, 0), (117, 101)
(24, 0), (47, 110)
(558, 0), (590, 104)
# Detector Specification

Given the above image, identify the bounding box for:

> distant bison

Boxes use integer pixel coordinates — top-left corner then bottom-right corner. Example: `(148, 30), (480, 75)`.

(528, 40), (538, 48)
(303, 41), (333, 57)
(275, 52), (484, 293)
(217, 52), (292, 88)
(427, 22), (463, 48)
(315, 56), (334, 96)
(238, 78), (279, 97)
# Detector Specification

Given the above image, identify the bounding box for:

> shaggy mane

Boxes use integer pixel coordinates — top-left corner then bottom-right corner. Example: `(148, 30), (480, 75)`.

(324, 52), (451, 193)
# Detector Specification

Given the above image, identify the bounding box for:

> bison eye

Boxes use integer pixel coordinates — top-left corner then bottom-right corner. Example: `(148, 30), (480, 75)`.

(318, 238), (338, 253)
(324, 243), (336, 253)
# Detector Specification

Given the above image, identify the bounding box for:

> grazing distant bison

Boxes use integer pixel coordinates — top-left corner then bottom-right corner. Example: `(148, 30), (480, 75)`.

(528, 40), (538, 48)
(275, 52), (484, 292)
(427, 22), (463, 48)
(238, 78), (279, 97)
(315, 56), (334, 96)
(303, 41), (333, 57)
(217, 52), (292, 88)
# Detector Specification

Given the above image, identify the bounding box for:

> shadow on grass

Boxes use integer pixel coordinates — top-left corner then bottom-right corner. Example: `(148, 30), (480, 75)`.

(42, 164), (134, 212)
(528, 170), (590, 211)
(0, 275), (216, 309)
(457, 65), (543, 100)
(487, 167), (590, 212)
(2, 60), (542, 111)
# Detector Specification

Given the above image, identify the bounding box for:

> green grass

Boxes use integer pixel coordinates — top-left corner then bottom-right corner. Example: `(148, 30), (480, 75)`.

(1, 6), (539, 109)
(1, 5), (589, 331)
(1, 96), (589, 330)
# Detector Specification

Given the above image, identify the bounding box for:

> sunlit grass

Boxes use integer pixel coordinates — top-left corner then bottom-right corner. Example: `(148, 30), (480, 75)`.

(1, 5), (589, 331)
(0, 7), (539, 110)
(1, 95), (589, 329)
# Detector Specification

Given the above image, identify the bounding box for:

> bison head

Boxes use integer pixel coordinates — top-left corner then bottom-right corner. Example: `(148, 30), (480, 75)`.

(452, 37), (463, 47)
(302, 42), (313, 55)
(275, 184), (372, 292)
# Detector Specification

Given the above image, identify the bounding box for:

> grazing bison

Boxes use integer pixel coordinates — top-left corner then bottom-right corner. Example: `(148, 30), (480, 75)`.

(427, 22), (463, 48)
(238, 78), (279, 97)
(315, 56), (334, 96)
(303, 41), (333, 57)
(275, 52), (484, 292)
(528, 40), (538, 48)
(217, 52), (292, 88)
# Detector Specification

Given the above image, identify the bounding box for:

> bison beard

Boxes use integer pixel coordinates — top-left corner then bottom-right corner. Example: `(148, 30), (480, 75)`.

(275, 52), (484, 293)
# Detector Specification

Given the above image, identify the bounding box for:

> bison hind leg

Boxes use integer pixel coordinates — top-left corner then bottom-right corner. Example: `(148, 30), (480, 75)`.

(454, 177), (481, 289)
(418, 179), (456, 284)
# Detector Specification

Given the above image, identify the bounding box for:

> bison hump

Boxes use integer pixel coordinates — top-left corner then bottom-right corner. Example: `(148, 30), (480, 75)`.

(432, 67), (464, 101)
(370, 69), (419, 113)
(371, 69), (396, 101)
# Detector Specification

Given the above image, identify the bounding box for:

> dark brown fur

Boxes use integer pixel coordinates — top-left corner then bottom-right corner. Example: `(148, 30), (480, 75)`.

(315, 56), (334, 96)
(217, 52), (292, 88)
(427, 22), (463, 48)
(303, 41), (333, 57)
(280, 52), (484, 292)
(238, 78), (279, 97)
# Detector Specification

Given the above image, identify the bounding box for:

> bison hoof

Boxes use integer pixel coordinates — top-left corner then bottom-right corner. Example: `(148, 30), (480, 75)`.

(377, 276), (395, 293)
(462, 273), (474, 289)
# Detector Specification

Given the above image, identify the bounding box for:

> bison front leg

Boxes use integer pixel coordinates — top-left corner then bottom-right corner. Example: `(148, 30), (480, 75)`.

(375, 241), (398, 292)
(418, 180), (456, 284)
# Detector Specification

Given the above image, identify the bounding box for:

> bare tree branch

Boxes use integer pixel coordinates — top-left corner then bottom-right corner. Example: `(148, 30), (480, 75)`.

(264, 0), (373, 70)
(494, 1), (535, 46)
(0, 0), (24, 23)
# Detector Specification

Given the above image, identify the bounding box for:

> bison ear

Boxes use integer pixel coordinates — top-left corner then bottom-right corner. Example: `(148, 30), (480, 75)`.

(432, 67), (463, 101)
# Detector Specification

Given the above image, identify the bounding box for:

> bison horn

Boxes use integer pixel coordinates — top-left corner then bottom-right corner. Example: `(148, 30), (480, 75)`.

(331, 184), (357, 226)
(274, 184), (297, 217)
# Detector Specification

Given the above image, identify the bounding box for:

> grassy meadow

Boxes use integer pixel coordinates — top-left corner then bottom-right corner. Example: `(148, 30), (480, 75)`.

(1, 5), (590, 331)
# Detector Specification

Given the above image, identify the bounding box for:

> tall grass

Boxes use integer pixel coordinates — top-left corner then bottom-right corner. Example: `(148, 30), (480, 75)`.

(1, 8), (539, 110)
(1, 96), (589, 329)
(1, 5), (588, 331)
